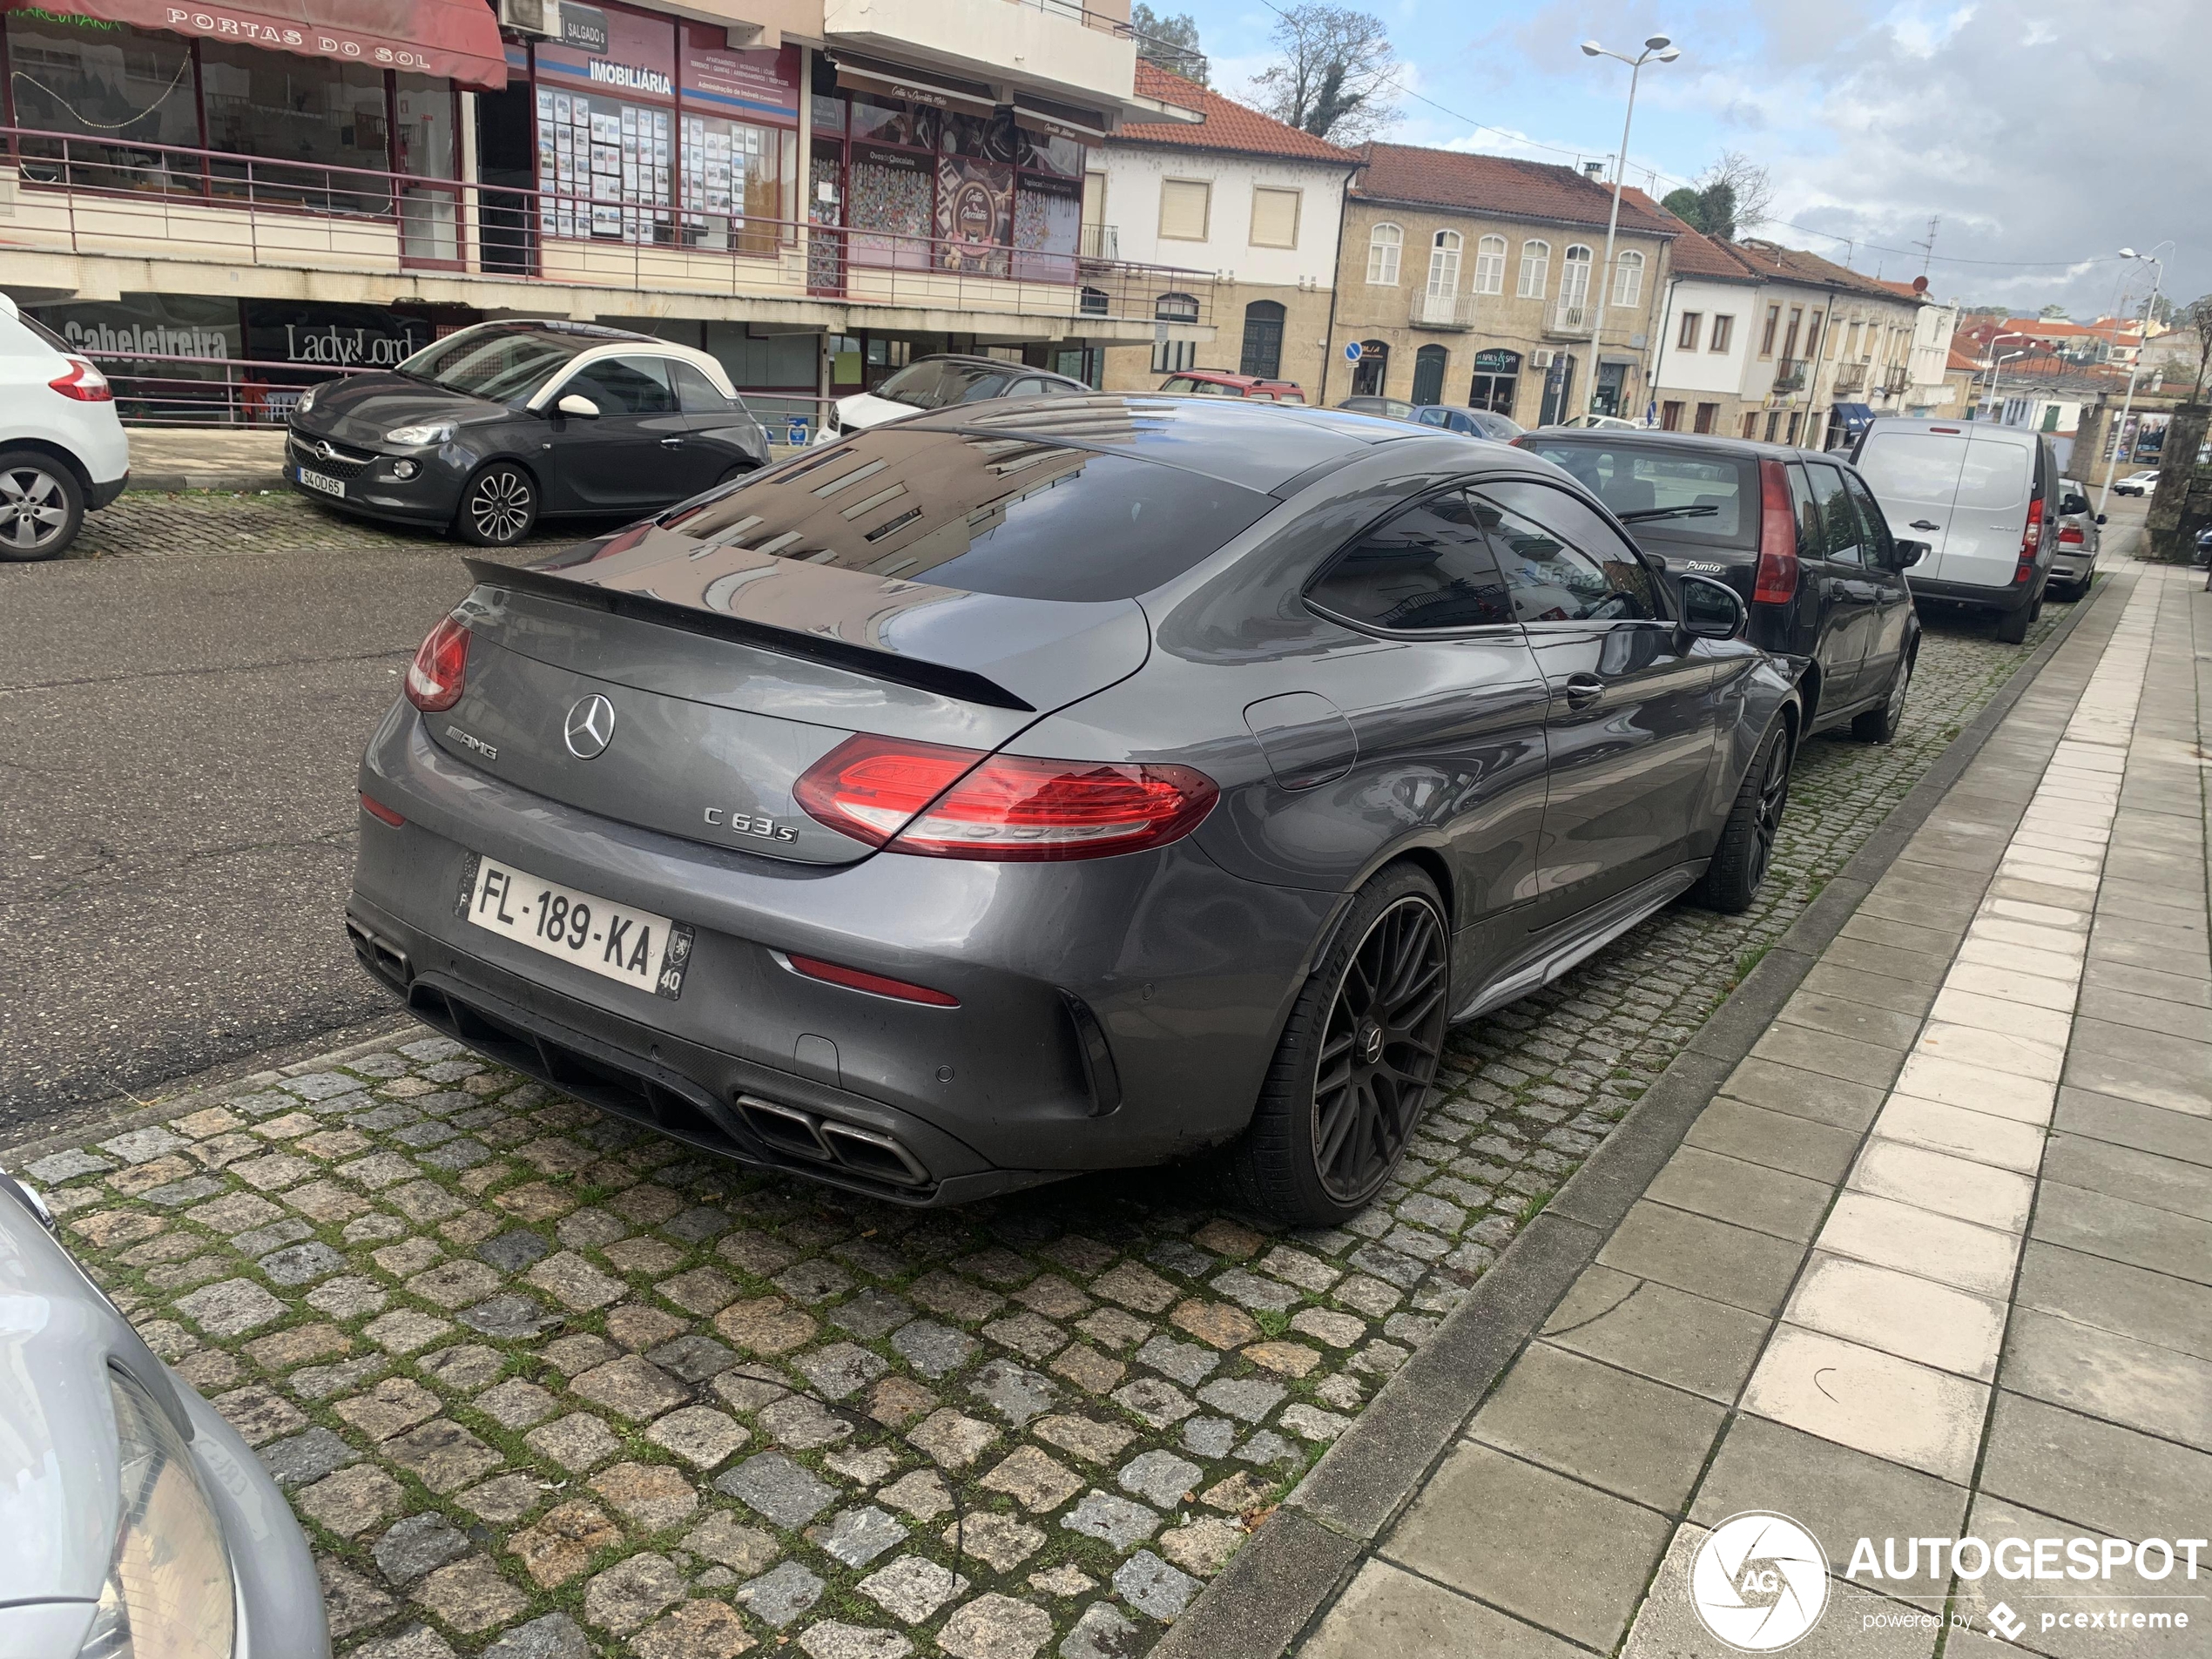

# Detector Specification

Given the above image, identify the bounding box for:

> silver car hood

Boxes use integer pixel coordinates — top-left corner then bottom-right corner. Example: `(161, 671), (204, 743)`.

(0, 1187), (171, 1610)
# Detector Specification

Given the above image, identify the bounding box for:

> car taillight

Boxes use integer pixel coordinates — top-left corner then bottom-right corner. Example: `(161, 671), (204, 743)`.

(783, 952), (959, 1007)
(2021, 496), (2045, 556)
(404, 613), (470, 712)
(1754, 458), (1800, 604)
(794, 734), (1218, 860)
(359, 792), (406, 827)
(49, 358), (112, 401)
(2057, 524), (2084, 545)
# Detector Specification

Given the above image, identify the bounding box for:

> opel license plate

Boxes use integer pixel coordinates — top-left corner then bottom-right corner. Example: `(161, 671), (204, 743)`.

(455, 853), (693, 1000)
(297, 465), (346, 498)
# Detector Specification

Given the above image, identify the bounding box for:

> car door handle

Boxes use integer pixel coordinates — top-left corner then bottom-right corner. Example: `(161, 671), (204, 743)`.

(659, 436), (685, 448)
(1909, 520), (1940, 531)
(1562, 673), (1605, 707)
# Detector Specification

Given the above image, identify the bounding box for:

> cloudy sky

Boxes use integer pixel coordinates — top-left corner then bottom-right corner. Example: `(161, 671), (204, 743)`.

(1159, 0), (2208, 320)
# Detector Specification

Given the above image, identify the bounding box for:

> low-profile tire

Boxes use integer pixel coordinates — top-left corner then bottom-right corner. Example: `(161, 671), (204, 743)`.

(1690, 719), (1791, 914)
(1851, 644), (1913, 744)
(1225, 864), (1451, 1226)
(0, 450), (85, 561)
(455, 462), (538, 546)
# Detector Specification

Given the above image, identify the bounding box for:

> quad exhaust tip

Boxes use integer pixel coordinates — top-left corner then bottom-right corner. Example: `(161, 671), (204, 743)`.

(733, 1095), (931, 1188)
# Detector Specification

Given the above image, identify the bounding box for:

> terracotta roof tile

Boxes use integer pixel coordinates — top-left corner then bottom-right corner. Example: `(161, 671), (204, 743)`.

(1116, 64), (1359, 165)
(1350, 144), (1677, 235)
(1729, 239), (1901, 301)
(1616, 187), (1757, 280)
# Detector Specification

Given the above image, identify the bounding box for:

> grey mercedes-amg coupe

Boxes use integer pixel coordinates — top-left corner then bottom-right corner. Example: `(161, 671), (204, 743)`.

(348, 395), (1798, 1224)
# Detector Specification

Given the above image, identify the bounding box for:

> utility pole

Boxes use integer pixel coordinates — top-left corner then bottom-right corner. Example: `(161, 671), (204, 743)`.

(1579, 35), (1679, 419)
(2097, 245), (2168, 516)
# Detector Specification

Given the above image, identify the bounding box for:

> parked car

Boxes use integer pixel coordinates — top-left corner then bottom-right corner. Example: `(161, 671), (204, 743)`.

(1158, 369), (1307, 401)
(1339, 395), (1419, 421)
(0, 292), (129, 561)
(348, 396), (1798, 1224)
(819, 354), (1089, 443)
(1416, 404), (1525, 442)
(1518, 428), (1923, 744)
(1546, 412), (1644, 431)
(2047, 478), (2105, 600)
(1852, 418), (2059, 644)
(0, 1164), (332, 1656)
(2112, 469), (2158, 496)
(287, 320), (770, 547)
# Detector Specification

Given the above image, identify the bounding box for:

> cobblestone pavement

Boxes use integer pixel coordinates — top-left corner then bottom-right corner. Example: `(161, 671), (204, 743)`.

(67, 488), (583, 560)
(10, 592), (2070, 1659)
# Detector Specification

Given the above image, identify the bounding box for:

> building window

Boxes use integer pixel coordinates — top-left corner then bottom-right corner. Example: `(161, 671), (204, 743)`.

(1152, 338), (1195, 373)
(8, 15), (201, 190)
(1764, 410), (1781, 442)
(1742, 412), (1758, 439)
(1426, 229), (1462, 296)
(1367, 223), (1402, 285)
(1240, 300), (1285, 379)
(1710, 314), (1735, 353)
(1352, 339), (1389, 396)
(1474, 234), (1506, 295)
(1612, 249), (1643, 309)
(1249, 185), (1300, 248)
(1559, 246), (1593, 318)
(1158, 178), (1211, 241)
(1786, 410), (1804, 444)
(1517, 239), (1550, 299)
(1760, 304), (1781, 357)
(1781, 307), (1804, 361)
(1678, 313), (1703, 351)
(1694, 401), (1718, 434)
(1412, 342), (1448, 405)
(1660, 400), (1684, 431)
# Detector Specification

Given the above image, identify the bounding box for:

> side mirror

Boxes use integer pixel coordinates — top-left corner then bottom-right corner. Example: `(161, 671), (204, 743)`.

(1677, 573), (1747, 643)
(556, 393), (600, 419)
(1896, 540), (1930, 568)
(2094, 514), (2107, 525)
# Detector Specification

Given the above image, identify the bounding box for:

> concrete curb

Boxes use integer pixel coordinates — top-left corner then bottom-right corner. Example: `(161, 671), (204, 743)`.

(1150, 577), (2119, 1659)
(126, 473), (290, 495)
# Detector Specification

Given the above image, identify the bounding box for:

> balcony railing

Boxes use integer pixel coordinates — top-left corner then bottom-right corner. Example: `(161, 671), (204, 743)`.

(1080, 222), (1120, 261)
(1771, 357), (1810, 394)
(0, 125), (1213, 332)
(1411, 291), (1478, 330)
(1882, 365), (1912, 396)
(1549, 299), (1592, 335)
(1831, 360), (1870, 394)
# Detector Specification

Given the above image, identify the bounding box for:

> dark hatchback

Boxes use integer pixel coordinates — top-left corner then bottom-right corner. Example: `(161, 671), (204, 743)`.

(1516, 430), (1924, 743)
(287, 320), (769, 545)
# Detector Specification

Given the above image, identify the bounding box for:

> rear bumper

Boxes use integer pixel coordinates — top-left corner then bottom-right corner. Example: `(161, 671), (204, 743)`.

(352, 705), (1337, 1202)
(2047, 550), (2094, 582)
(86, 471), (128, 509)
(1905, 570), (2040, 613)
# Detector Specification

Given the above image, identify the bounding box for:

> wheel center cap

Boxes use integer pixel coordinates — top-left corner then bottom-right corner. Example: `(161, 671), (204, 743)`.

(1355, 1021), (1385, 1065)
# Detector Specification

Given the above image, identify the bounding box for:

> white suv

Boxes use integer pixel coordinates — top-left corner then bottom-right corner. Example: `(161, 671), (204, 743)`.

(0, 292), (130, 559)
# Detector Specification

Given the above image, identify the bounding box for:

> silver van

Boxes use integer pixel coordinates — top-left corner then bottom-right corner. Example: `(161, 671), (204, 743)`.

(1851, 419), (2060, 643)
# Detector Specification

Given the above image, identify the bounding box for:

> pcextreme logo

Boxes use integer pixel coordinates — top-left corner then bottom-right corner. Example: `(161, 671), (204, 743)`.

(1692, 1513), (1831, 1651)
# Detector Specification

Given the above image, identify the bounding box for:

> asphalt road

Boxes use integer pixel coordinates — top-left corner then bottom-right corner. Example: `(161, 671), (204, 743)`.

(0, 492), (577, 1138)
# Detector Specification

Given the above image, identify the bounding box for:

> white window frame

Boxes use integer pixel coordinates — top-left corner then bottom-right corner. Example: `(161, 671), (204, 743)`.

(1473, 233), (1506, 296)
(1366, 222), (1402, 286)
(1516, 239), (1550, 299)
(1426, 229), (1463, 298)
(1560, 244), (1593, 310)
(1612, 249), (1643, 309)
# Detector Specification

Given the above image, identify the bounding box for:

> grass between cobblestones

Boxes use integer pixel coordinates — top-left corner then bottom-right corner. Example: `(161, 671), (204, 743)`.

(13, 577), (2069, 1659)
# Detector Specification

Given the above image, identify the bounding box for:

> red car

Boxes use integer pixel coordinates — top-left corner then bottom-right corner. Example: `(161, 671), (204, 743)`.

(1158, 370), (1307, 403)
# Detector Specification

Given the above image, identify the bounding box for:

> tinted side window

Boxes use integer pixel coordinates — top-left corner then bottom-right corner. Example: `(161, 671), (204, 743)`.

(1307, 489), (1514, 631)
(1478, 480), (1661, 623)
(671, 361), (735, 415)
(1786, 463), (1822, 561)
(1839, 469), (1898, 569)
(1806, 462), (1865, 565)
(563, 354), (677, 415)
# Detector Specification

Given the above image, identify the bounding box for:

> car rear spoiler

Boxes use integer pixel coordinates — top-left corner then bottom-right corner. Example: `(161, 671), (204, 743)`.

(462, 557), (1035, 712)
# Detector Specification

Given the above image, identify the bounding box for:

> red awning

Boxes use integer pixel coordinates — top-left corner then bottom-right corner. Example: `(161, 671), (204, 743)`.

(33, 0), (509, 89)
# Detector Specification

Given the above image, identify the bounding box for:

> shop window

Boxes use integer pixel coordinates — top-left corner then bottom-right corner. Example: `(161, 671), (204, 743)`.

(7, 16), (202, 192)
(535, 88), (672, 244)
(201, 44), (393, 213)
(679, 117), (792, 257)
(937, 111), (1015, 274)
(1351, 340), (1389, 397)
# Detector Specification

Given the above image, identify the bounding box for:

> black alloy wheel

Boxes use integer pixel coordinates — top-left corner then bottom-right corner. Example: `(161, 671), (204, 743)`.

(1692, 721), (1791, 914)
(457, 462), (536, 546)
(1312, 894), (1451, 1204)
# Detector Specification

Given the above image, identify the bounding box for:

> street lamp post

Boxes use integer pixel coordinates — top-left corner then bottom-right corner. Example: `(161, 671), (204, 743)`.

(1983, 332), (2032, 421)
(1580, 34), (1679, 421)
(2097, 244), (2169, 518)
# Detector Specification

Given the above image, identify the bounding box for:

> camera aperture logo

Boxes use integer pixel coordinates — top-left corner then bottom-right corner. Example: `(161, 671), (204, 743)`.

(1692, 1513), (1831, 1651)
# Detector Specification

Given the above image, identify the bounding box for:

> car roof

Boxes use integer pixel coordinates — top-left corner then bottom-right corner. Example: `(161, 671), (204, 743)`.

(1172, 369), (1298, 387)
(905, 354), (1087, 386)
(1521, 428), (1865, 469)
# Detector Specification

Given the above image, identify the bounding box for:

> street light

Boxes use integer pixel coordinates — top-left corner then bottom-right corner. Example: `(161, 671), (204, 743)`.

(1578, 34), (1680, 421)
(1982, 331), (2033, 421)
(2097, 242), (2171, 518)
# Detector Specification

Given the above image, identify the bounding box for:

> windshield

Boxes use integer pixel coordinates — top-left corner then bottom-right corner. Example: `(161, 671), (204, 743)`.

(395, 325), (595, 402)
(875, 359), (1009, 410)
(1522, 440), (1757, 549)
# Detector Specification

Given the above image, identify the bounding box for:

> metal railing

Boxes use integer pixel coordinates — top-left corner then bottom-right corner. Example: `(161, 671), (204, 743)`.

(1771, 357), (1809, 394)
(1882, 364), (1912, 396)
(0, 124), (1215, 330)
(1831, 359), (1869, 394)
(1410, 291), (1478, 330)
(1549, 299), (1591, 335)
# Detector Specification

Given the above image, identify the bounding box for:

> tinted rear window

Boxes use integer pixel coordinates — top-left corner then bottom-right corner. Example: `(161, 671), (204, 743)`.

(876, 360), (1007, 410)
(1519, 440), (1757, 549)
(1855, 430), (1968, 504)
(655, 425), (1275, 602)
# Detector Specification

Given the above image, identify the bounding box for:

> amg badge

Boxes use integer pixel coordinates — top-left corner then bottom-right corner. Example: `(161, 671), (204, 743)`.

(705, 807), (799, 843)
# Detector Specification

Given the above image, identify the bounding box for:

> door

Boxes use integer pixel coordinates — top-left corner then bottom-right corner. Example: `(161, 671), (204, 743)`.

(1410, 344), (1447, 407)
(1298, 488), (1554, 990)
(1476, 478), (1719, 919)
(1852, 426), (1967, 568)
(1839, 466), (1914, 699)
(541, 354), (697, 512)
(1538, 354), (1575, 425)
(1792, 459), (1876, 711)
(1939, 431), (2034, 590)
(1593, 361), (1629, 418)
(668, 360), (761, 490)
(1469, 348), (1520, 415)
(1240, 301), (1285, 379)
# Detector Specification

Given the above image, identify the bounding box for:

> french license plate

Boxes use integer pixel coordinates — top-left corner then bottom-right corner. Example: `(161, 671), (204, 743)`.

(455, 853), (693, 1000)
(297, 465), (346, 498)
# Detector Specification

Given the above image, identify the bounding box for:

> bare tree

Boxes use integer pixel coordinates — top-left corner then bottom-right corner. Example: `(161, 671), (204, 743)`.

(1130, 3), (1207, 85)
(2183, 295), (2212, 400)
(1247, 4), (1399, 145)
(1697, 151), (1774, 234)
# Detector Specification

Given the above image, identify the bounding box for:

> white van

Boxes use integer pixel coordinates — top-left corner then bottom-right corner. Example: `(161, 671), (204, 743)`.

(1851, 419), (2058, 643)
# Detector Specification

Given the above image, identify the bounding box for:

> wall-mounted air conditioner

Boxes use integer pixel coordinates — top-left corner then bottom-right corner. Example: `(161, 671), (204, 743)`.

(499, 0), (561, 39)
(1530, 350), (1556, 369)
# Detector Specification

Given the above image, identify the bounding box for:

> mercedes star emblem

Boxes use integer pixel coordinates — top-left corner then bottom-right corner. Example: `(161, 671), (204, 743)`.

(563, 693), (617, 759)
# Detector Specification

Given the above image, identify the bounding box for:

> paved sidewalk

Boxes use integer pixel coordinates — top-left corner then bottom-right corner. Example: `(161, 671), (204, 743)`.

(1285, 557), (2211, 1658)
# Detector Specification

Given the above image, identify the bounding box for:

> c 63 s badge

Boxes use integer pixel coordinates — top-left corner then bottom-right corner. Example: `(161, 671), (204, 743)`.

(705, 807), (799, 843)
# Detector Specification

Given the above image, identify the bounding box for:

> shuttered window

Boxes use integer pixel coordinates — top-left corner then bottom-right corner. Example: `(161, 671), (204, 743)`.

(1248, 186), (1300, 248)
(1158, 179), (1211, 241)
